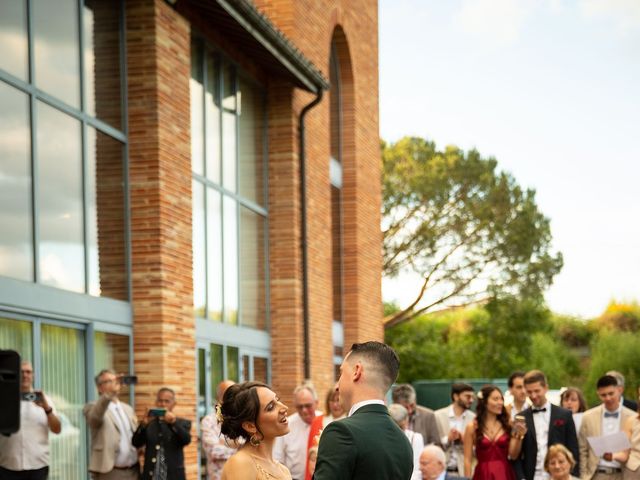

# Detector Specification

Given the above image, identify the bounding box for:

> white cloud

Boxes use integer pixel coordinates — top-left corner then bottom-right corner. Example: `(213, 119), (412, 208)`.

(580, 0), (640, 34)
(452, 0), (536, 44)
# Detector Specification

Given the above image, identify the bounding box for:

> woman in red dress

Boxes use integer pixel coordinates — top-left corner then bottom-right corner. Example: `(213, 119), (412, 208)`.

(463, 385), (527, 480)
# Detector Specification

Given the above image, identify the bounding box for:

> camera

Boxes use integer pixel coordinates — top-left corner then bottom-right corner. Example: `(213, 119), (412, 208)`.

(21, 391), (44, 402)
(149, 408), (166, 417)
(120, 375), (138, 386)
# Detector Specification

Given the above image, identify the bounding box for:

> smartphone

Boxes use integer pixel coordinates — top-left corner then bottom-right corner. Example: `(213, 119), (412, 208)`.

(149, 408), (166, 417)
(514, 414), (526, 424)
(21, 391), (44, 402)
(120, 375), (138, 386)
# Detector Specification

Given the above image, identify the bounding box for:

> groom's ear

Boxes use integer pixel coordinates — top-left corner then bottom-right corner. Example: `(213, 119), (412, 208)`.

(353, 362), (364, 382)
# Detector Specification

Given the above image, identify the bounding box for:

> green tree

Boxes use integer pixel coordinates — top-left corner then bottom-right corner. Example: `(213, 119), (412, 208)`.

(382, 137), (563, 327)
(584, 330), (640, 406)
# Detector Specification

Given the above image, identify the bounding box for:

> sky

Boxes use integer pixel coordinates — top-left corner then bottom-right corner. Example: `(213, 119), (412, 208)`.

(379, 0), (640, 319)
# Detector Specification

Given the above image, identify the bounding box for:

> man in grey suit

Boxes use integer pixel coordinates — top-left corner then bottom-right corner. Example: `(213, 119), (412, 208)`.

(314, 341), (413, 480)
(435, 383), (476, 477)
(393, 384), (442, 447)
(84, 369), (139, 479)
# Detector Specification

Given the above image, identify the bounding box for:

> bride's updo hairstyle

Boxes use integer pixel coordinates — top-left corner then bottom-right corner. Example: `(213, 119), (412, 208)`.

(220, 381), (270, 442)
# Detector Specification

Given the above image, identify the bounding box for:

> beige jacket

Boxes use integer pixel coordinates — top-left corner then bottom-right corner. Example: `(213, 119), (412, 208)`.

(83, 394), (138, 474)
(435, 405), (476, 476)
(578, 404), (635, 480)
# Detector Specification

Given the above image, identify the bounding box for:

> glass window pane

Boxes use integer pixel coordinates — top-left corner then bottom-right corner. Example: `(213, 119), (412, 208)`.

(87, 127), (126, 300)
(0, 1), (29, 80)
(239, 207), (266, 330)
(330, 47), (341, 164)
(0, 82), (33, 281)
(198, 348), (206, 416)
(223, 198), (238, 325)
(331, 185), (343, 322)
(83, 0), (123, 129)
(190, 40), (204, 176)
(207, 190), (222, 322)
(226, 346), (239, 382)
(238, 78), (265, 206)
(193, 181), (206, 318)
(205, 54), (220, 183)
(253, 356), (268, 384)
(94, 331), (130, 396)
(33, 0), (80, 108)
(210, 343), (223, 396)
(37, 102), (84, 293)
(222, 60), (236, 111)
(41, 323), (87, 480)
(222, 111), (236, 192)
(0, 317), (33, 362)
(242, 354), (249, 382)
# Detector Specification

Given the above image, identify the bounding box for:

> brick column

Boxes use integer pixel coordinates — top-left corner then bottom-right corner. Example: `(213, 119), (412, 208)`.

(126, 1), (197, 478)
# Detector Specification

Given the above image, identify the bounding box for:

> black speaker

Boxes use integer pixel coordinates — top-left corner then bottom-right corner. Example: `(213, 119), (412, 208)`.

(0, 350), (20, 434)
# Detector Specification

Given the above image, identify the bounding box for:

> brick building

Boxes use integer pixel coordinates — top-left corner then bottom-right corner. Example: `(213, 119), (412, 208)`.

(0, 0), (381, 478)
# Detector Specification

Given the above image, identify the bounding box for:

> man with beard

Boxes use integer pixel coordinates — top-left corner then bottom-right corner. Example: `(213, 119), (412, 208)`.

(435, 383), (476, 477)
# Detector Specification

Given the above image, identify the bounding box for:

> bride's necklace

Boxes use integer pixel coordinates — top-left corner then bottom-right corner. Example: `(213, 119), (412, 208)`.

(250, 454), (285, 479)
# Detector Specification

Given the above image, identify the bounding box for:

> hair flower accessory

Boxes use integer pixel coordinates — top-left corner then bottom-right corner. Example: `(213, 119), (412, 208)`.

(215, 403), (224, 424)
(476, 391), (483, 400)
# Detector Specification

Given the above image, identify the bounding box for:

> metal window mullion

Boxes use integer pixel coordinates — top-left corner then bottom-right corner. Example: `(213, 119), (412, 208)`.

(77, 0), (90, 295)
(218, 56), (226, 325)
(32, 319), (42, 390)
(85, 322), (95, 402)
(201, 44), (210, 321)
(234, 89), (241, 326)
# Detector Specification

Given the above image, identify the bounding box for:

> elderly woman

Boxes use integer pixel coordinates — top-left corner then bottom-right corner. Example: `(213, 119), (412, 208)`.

(389, 403), (424, 480)
(544, 444), (579, 480)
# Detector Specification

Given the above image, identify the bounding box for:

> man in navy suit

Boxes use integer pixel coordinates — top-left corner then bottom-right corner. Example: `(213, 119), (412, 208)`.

(514, 370), (579, 480)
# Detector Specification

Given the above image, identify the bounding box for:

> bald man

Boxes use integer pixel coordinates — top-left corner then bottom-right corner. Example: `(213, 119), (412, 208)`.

(0, 361), (61, 479)
(201, 380), (237, 480)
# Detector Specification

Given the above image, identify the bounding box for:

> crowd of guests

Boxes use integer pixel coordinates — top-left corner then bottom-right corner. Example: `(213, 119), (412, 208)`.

(5, 348), (640, 480)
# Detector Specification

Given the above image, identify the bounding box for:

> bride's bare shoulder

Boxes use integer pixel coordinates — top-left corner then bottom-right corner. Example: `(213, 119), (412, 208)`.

(221, 450), (255, 479)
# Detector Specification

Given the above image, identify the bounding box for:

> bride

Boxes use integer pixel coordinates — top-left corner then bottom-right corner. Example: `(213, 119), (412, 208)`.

(220, 382), (292, 479)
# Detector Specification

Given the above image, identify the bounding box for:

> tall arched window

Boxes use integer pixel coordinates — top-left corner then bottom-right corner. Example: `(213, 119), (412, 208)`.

(329, 38), (344, 379)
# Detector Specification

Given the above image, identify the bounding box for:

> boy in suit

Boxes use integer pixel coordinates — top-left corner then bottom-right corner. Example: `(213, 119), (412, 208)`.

(514, 370), (579, 480)
(578, 375), (635, 480)
(314, 341), (414, 480)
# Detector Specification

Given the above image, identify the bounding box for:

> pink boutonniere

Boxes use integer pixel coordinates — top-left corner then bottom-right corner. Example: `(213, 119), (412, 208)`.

(553, 419), (566, 427)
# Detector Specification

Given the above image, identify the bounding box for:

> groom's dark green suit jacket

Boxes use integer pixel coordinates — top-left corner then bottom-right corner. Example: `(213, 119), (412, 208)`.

(313, 403), (414, 480)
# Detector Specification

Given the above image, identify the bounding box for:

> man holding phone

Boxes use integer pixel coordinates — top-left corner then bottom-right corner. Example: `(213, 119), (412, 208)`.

(0, 360), (61, 479)
(132, 388), (191, 480)
(84, 369), (139, 479)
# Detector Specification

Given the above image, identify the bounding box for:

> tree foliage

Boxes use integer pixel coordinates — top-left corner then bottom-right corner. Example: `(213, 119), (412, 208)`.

(382, 137), (563, 327)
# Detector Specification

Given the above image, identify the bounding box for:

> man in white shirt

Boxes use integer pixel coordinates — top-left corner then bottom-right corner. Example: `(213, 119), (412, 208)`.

(435, 383), (476, 477)
(273, 382), (321, 480)
(83, 369), (139, 479)
(579, 375), (635, 480)
(507, 371), (530, 421)
(514, 369), (579, 480)
(0, 361), (61, 479)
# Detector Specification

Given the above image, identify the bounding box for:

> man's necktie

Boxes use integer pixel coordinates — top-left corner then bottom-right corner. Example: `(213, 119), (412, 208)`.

(532, 408), (547, 413)
(604, 411), (619, 418)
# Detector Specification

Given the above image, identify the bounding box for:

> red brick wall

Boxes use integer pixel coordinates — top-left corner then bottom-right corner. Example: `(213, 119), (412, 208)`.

(126, 0), (197, 477)
(256, 0), (383, 405)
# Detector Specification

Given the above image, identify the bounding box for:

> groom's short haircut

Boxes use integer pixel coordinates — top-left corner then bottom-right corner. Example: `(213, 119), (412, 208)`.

(348, 341), (400, 392)
(523, 369), (547, 387)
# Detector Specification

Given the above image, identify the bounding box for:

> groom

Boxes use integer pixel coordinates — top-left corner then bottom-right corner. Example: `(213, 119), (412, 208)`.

(313, 341), (413, 480)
